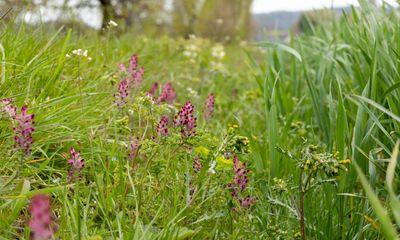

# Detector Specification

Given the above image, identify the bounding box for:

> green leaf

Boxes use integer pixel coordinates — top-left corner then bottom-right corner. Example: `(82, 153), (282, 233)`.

(386, 142), (400, 227)
(354, 161), (398, 239)
(257, 42), (303, 62)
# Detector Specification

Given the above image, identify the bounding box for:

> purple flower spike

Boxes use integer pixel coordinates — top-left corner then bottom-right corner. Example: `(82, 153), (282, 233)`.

(173, 101), (197, 138)
(146, 82), (159, 98)
(14, 105), (35, 156)
(203, 94), (215, 120)
(228, 156), (255, 209)
(157, 81), (176, 104)
(29, 194), (55, 240)
(131, 67), (144, 87)
(128, 54), (138, 72)
(115, 78), (129, 108)
(67, 147), (84, 182)
(193, 156), (202, 173)
(157, 115), (169, 137)
(115, 54), (145, 108)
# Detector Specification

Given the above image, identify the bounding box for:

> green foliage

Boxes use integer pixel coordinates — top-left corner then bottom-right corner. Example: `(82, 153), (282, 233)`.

(1, 1), (400, 239)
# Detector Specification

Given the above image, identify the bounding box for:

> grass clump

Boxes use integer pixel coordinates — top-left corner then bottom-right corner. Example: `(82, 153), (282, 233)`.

(1, 1), (400, 239)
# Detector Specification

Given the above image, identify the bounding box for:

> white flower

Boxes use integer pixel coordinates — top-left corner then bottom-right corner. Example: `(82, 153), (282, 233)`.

(208, 161), (216, 174)
(69, 49), (92, 60)
(211, 45), (225, 59)
(108, 20), (118, 27)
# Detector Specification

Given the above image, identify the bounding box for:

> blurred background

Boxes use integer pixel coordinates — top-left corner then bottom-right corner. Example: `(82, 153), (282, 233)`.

(0, 0), (398, 42)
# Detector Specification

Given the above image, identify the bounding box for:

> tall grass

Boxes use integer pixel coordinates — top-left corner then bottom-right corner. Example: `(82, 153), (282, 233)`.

(0, 0), (399, 239)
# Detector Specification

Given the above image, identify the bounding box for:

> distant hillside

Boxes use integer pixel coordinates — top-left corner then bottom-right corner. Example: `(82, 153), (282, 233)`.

(252, 7), (352, 41)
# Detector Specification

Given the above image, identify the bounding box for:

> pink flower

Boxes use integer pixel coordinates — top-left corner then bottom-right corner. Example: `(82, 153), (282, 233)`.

(157, 115), (169, 137)
(173, 101), (197, 138)
(128, 54), (138, 72)
(1, 101), (35, 155)
(67, 147), (84, 182)
(14, 105), (35, 156)
(131, 67), (144, 87)
(0, 98), (16, 118)
(193, 156), (202, 173)
(146, 82), (159, 98)
(203, 94), (215, 120)
(29, 194), (55, 240)
(228, 156), (255, 208)
(114, 78), (129, 108)
(157, 81), (176, 104)
(119, 54), (144, 88)
(128, 137), (140, 161)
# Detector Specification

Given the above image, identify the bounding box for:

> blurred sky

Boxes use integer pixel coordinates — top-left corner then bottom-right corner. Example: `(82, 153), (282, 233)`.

(252, 0), (398, 13)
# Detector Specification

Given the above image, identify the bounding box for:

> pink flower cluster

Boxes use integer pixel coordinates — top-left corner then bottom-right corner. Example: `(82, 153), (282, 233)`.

(115, 79), (129, 108)
(115, 54), (145, 107)
(0, 98), (16, 117)
(173, 101), (197, 138)
(193, 155), (202, 173)
(228, 156), (255, 208)
(203, 94), (215, 120)
(146, 82), (159, 98)
(119, 54), (145, 87)
(128, 137), (140, 161)
(157, 81), (176, 104)
(157, 115), (169, 137)
(1, 99), (35, 156)
(29, 194), (55, 240)
(67, 147), (84, 182)
(146, 81), (177, 104)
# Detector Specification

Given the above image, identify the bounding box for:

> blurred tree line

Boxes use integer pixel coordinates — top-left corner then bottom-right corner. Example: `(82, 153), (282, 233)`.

(0, 0), (253, 42)
(172, 0), (253, 41)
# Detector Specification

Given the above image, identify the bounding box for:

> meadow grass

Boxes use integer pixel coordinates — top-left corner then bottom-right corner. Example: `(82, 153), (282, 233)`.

(0, 1), (400, 239)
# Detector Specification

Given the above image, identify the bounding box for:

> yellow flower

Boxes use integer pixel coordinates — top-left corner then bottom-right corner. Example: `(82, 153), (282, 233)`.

(194, 146), (210, 158)
(216, 155), (233, 170)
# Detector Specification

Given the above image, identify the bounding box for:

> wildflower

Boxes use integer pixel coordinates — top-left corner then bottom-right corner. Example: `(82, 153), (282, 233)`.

(146, 82), (159, 98)
(211, 44), (225, 59)
(157, 115), (169, 137)
(29, 194), (55, 240)
(0, 98), (16, 118)
(183, 42), (200, 63)
(228, 156), (255, 208)
(119, 54), (145, 88)
(67, 147), (84, 182)
(208, 160), (216, 174)
(128, 137), (140, 161)
(186, 87), (199, 99)
(203, 94), (215, 120)
(14, 105), (35, 156)
(193, 156), (202, 173)
(173, 101), (197, 138)
(114, 78), (129, 108)
(68, 49), (92, 61)
(108, 20), (118, 27)
(157, 81), (176, 104)
(131, 67), (144, 87)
